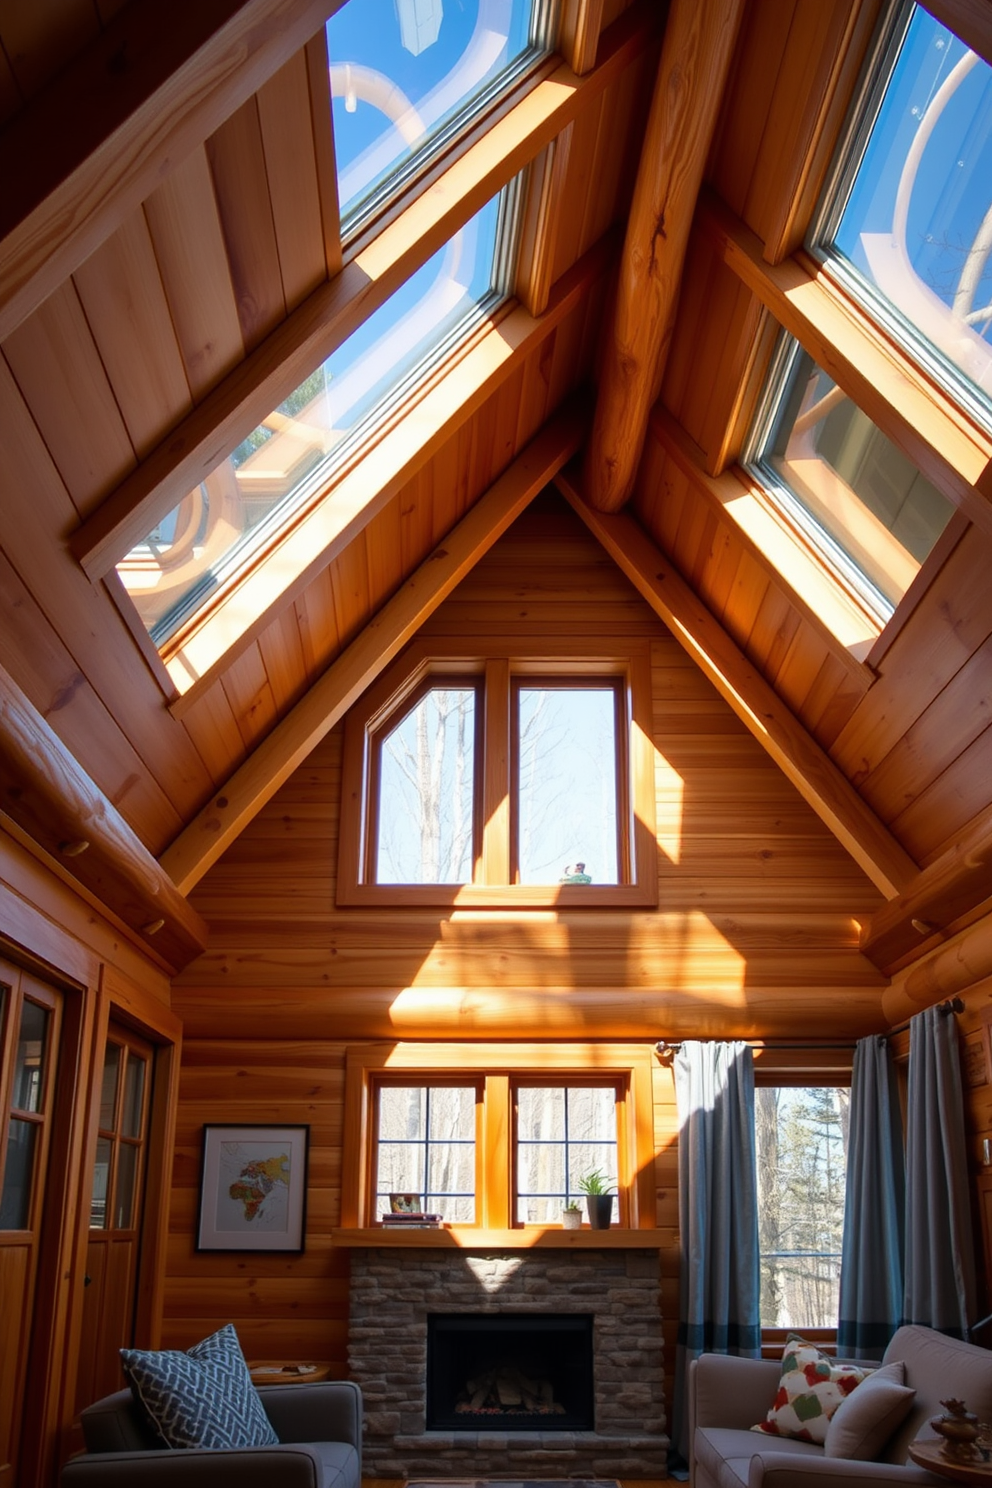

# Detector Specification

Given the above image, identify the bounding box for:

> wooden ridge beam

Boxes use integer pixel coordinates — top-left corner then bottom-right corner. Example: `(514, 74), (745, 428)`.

(583, 0), (747, 512)
(882, 910), (992, 1027)
(70, 0), (657, 582)
(700, 189), (992, 537)
(556, 466), (918, 898)
(159, 401), (588, 894)
(861, 806), (992, 972)
(0, 0), (345, 343)
(0, 661), (207, 969)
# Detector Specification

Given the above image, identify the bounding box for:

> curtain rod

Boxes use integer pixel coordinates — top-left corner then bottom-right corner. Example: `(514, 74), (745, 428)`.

(655, 999), (965, 1058)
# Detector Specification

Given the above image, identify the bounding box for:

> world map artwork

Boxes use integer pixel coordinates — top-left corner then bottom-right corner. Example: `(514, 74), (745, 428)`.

(218, 1143), (291, 1232)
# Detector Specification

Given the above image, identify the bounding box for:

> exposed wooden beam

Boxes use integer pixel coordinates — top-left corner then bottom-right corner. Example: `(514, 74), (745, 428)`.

(0, 661), (207, 968)
(159, 402), (587, 894)
(701, 190), (992, 538)
(514, 127), (573, 319)
(860, 806), (992, 972)
(882, 910), (992, 1027)
(0, 0), (344, 343)
(556, 467), (918, 898)
(70, 1), (656, 582)
(583, 0), (746, 512)
(559, 0), (607, 75)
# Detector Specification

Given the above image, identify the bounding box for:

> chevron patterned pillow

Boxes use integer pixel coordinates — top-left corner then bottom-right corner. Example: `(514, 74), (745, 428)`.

(120, 1323), (279, 1449)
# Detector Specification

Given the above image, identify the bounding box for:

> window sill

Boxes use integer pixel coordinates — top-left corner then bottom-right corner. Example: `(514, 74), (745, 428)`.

(330, 1226), (663, 1248)
(334, 881), (658, 909)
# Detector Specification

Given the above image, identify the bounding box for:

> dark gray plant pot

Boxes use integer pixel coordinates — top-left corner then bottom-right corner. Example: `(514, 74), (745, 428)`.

(586, 1194), (614, 1229)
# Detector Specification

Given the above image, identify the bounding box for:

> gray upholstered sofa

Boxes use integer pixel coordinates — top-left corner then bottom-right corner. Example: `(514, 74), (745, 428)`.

(61, 1379), (362, 1488)
(690, 1325), (992, 1488)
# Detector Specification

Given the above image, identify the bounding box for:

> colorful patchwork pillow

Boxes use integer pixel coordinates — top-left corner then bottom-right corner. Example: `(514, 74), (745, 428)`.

(120, 1323), (278, 1449)
(751, 1334), (868, 1445)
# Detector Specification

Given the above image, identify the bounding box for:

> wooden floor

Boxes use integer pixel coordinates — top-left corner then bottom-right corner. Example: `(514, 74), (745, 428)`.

(363, 1480), (672, 1486)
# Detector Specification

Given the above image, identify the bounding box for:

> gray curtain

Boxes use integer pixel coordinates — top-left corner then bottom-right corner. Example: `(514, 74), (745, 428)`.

(837, 1035), (905, 1358)
(671, 1040), (761, 1462)
(903, 1005), (977, 1337)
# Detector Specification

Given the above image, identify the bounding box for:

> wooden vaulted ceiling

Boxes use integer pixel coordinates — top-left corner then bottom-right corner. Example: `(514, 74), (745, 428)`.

(0, 0), (990, 984)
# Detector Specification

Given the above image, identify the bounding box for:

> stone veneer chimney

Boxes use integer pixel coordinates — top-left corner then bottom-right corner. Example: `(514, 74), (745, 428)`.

(347, 1245), (668, 1478)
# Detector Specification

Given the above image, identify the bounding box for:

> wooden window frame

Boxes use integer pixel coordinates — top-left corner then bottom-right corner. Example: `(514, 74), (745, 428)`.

(371, 1073), (484, 1223)
(512, 1073), (627, 1225)
(340, 1041), (658, 1234)
(337, 637), (658, 908)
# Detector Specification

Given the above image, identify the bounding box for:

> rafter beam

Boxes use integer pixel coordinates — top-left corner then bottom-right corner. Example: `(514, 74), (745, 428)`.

(70, 1), (656, 583)
(583, 0), (746, 512)
(0, 0), (344, 343)
(556, 467), (918, 898)
(159, 402), (586, 894)
(0, 661), (207, 968)
(860, 806), (992, 972)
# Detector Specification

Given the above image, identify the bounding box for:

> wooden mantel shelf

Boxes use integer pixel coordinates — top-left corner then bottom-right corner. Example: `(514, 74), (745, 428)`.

(331, 1227), (663, 1248)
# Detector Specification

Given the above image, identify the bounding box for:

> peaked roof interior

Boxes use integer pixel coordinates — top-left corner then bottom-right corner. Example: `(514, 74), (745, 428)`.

(1, 0), (991, 1014)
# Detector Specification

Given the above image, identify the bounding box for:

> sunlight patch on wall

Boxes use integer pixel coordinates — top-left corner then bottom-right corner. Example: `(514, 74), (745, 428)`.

(653, 747), (684, 865)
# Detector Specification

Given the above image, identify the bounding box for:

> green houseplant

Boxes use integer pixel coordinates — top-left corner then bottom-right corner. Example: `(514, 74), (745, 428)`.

(577, 1169), (616, 1229)
(562, 1198), (582, 1230)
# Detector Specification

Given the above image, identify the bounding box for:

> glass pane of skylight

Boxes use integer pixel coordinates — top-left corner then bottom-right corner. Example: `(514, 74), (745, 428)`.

(118, 197), (502, 648)
(327, 0), (545, 228)
(516, 686), (620, 886)
(819, 3), (992, 430)
(752, 337), (954, 614)
(376, 686), (477, 883)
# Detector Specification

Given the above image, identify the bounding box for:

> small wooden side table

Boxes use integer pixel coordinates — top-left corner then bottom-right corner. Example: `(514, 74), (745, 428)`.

(248, 1360), (333, 1385)
(908, 1440), (992, 1484)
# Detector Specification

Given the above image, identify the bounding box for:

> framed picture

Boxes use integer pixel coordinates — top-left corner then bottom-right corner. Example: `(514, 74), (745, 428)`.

(389, 1192), (422, 1213)
(197, 1125), (309, 1252)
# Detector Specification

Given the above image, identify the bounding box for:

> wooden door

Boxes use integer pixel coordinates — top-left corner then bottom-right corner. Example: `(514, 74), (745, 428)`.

(75, 1026), (154, 1410)
(0, 959), (61, 1488)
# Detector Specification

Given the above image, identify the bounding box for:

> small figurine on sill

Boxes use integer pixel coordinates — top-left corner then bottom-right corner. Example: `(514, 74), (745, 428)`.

(560, 862), (592, 884)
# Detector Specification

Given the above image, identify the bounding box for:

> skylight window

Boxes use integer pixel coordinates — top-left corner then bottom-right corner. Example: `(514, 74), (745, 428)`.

(813, 1), (992, 432)
(118, 194), (510, 651)
(747, 333), (955, 620)
(327, 0), (557, 231)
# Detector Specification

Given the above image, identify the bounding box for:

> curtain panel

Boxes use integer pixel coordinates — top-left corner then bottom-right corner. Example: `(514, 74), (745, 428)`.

(903, 1005), (978, 1337)
(837, 1035), (905, 1358)
(671, 1040), (760, 1461)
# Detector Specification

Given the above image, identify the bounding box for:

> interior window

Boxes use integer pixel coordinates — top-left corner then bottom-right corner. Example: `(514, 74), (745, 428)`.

(755, 1086), (848, 1331)
(327, 0), (557, 232)
(373, 682), (480, 884)
(374, 1083), (477, 1222)
(515, 1083), (618, 1224)
(812, 0), (992, 433)
(747, 333), (954, 618)
(514, 682), (622, 886)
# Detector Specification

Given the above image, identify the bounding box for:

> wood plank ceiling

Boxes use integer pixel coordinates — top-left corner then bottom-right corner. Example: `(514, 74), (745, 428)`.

(0, 0), (990, 982)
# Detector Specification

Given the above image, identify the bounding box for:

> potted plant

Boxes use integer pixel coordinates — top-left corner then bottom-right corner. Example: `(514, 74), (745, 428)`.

(577, 1169), (616, 1229)
(562, 1199), (582, 1230)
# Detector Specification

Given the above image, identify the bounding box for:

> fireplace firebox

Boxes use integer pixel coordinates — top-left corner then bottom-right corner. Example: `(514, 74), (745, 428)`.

(426, 1313), (595, 1432)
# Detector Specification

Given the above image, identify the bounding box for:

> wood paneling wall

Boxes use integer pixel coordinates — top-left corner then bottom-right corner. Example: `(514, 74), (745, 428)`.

(169, 495), (888, 1410)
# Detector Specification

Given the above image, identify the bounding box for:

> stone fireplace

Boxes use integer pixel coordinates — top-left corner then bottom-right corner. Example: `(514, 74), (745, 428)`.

(347, 1244), (668, 1478)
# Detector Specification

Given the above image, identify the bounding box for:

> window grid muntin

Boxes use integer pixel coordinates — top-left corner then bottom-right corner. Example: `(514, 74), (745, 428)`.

(373, 1081), (479, 1222)
(808, 0), (992, 436)
(514, 1080), (620, 1225)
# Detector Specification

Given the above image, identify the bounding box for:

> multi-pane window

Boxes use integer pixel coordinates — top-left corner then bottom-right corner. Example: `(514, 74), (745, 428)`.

(812, 1), (992, 434)
(755, 1086), (849, 1330)
(747, 334), (955, 618)
(90, 1035), (150, 1231)
(0, 994), (52, 1230)
(374, 1083), (477, 1222)
(515, 1084), (618, 1224)
(327, 0), (558, 233)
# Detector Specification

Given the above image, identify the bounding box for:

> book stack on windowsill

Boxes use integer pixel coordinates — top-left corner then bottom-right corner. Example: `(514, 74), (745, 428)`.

(379, 1212), (444, 1228)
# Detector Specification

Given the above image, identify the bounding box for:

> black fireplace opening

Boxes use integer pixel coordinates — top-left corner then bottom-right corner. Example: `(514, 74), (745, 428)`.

(426, 1313), (595, 1432)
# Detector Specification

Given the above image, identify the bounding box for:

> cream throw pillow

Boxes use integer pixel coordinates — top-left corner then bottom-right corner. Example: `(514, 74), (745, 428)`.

(823, 1362), (916, 1460)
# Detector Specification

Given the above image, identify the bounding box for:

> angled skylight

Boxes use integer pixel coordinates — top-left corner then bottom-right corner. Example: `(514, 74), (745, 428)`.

(813, 1), (992, 431)
(118, 194), (509, 651)
(747, 334), (954, 620)
(327, 0), (556, 230)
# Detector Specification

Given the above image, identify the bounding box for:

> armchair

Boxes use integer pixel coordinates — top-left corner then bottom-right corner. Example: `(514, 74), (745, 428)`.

(689, 1325), (992, 1488)
(62, 1379), (362, 1488)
